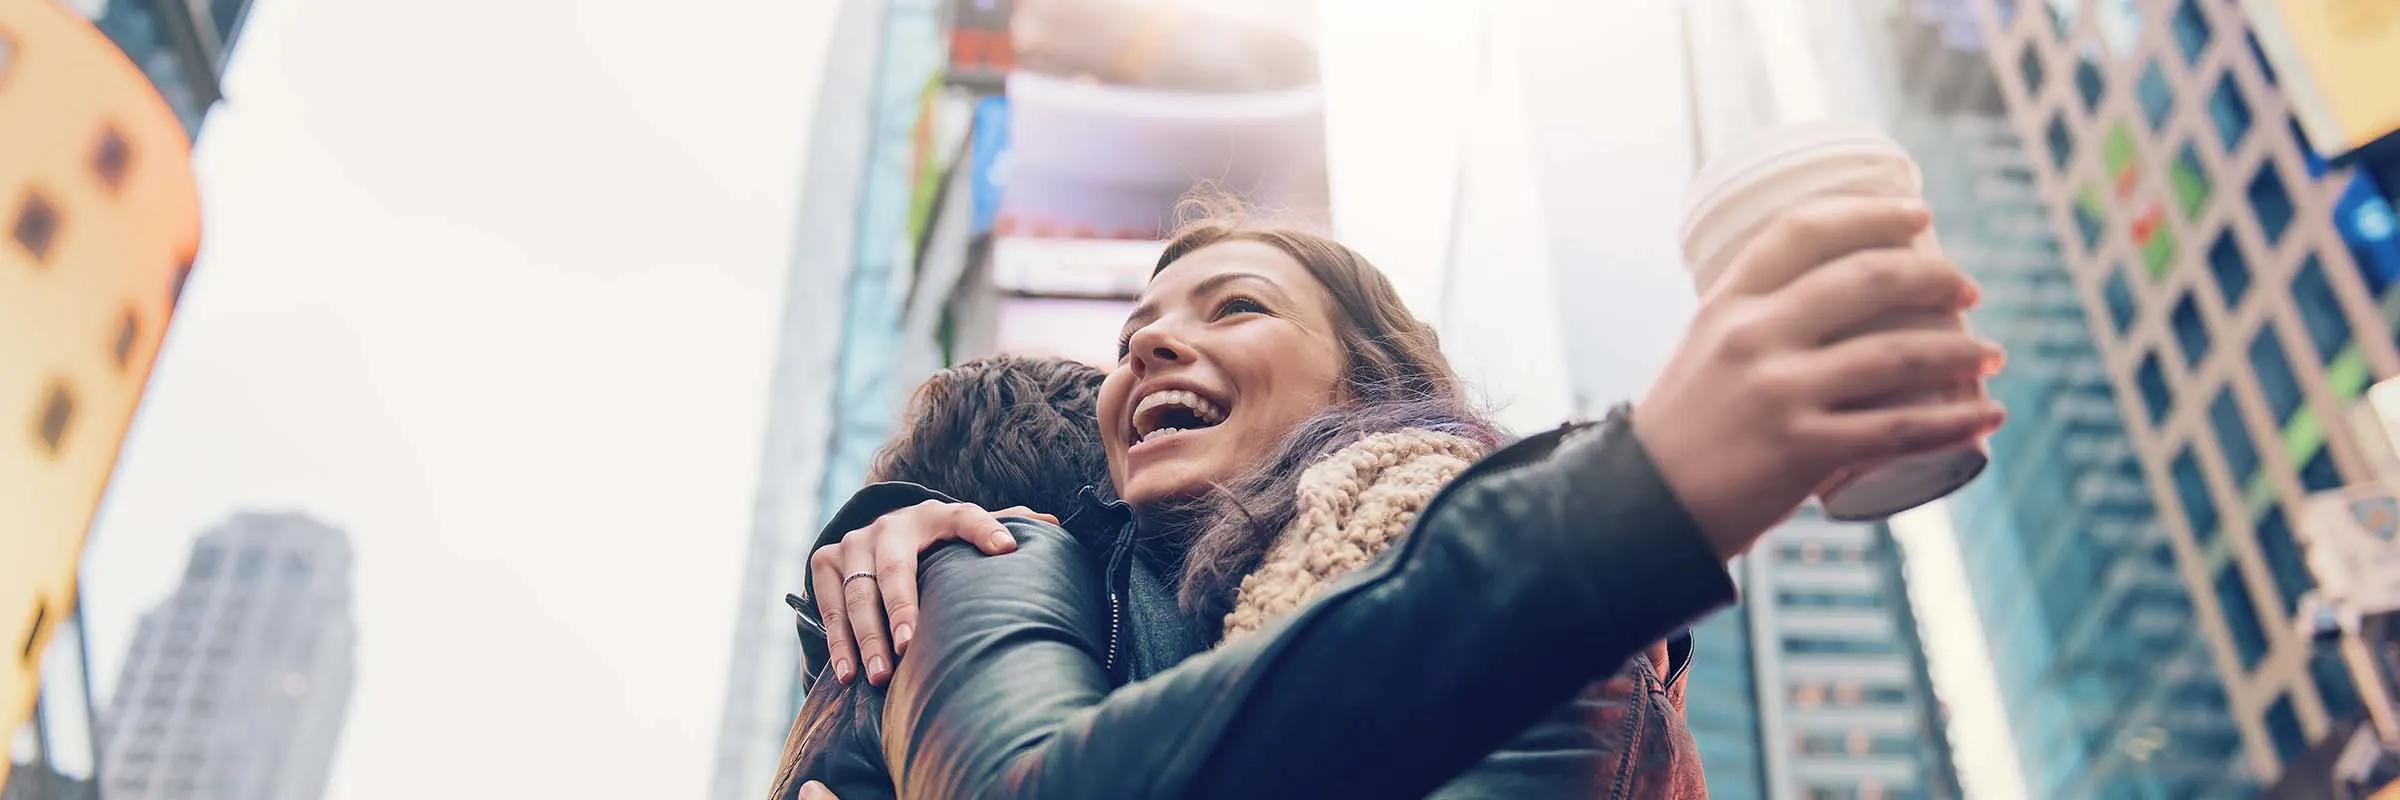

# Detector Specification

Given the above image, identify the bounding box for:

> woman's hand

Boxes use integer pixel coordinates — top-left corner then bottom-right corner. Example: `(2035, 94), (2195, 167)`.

(796, 781), (838, 800)
(1634, 196), (2004, 560)
(808, 500), (1059, 686)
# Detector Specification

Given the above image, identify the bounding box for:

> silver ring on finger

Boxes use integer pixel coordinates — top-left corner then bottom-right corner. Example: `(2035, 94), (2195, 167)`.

(842, 570), (876, 586)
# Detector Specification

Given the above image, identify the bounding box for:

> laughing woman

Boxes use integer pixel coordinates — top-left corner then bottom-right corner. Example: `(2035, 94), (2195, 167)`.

(791, 192), (2001, 798)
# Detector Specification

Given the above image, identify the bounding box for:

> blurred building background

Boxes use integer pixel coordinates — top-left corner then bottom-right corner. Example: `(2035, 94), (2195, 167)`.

(5, 3), (243, 798)
(713, 0), (2400, 799)
(96, 512), (355, 800)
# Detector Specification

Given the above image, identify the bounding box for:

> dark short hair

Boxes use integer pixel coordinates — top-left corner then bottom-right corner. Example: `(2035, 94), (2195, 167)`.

(865, 355), (1112, 518)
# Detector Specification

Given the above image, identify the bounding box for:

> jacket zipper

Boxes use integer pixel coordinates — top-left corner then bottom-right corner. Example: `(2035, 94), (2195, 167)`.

(1106, 592), (1122, 673)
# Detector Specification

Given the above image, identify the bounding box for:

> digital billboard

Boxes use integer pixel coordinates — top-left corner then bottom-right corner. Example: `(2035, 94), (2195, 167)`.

(0, 0), (202, 769)
(2239, 0), (2400, 159)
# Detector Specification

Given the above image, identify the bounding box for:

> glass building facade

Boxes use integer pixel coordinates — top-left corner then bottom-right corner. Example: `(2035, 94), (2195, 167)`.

(1861, 2), (2261, 797)
(1966, 0), (2400, 790)
(1686, 512), (1963, 800)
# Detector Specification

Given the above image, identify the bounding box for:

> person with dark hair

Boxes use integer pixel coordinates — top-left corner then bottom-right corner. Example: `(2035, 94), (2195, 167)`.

(772, 354), (1111, 800)
(796, 189), (2002, 798)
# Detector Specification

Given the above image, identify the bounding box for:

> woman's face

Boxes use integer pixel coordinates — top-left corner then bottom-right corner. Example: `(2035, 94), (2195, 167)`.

(1100, 240), (1349, 508)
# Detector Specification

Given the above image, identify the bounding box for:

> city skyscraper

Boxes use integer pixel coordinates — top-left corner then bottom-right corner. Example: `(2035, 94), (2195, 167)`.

(1848, 1), (2263, 797)
(1963, 0), (2400, 792)
(94, 512), (356, 800)
(1682, 510), (1965, 800)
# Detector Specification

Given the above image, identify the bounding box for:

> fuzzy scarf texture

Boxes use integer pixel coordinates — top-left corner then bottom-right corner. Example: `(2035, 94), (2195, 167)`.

(1220, 428), (1487, 641)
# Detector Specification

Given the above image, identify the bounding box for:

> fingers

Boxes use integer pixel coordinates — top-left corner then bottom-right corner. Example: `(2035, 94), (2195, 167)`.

(942, 501), (1018, 554)
(1770, 247), (1980, 343)
(840, 539), (896, 686)
(1795, 398), (2006, 468)
(797, 781), (840, 800)
(808, 546), (859, 685)
(1794, 329), (2003, 408)
(1717, 197), (1931, 297)
(873, 527), (925, 658)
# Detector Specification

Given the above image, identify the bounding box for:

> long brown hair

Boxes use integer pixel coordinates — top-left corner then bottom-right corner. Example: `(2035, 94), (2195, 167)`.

(1151, 190), (1505, 629)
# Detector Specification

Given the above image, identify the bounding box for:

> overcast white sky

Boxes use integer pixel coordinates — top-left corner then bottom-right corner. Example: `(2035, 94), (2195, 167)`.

(78, 0), (837, 795)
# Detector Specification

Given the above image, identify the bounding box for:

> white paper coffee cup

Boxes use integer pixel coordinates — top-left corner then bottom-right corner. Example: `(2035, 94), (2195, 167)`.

(1680, 119), (1989, 522)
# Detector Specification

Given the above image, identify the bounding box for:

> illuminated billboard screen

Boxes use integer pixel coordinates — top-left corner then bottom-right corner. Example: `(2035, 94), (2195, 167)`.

(2239, 0), (2400, 159)
(0, 0), (201, 763)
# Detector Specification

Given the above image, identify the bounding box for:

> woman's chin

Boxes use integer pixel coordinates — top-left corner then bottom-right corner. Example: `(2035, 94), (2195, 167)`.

(1119, 475), (1216, 511)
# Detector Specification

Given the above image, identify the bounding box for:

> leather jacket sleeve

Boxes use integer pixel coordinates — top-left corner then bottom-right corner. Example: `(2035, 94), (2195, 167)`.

(881, 409), (1740, 799)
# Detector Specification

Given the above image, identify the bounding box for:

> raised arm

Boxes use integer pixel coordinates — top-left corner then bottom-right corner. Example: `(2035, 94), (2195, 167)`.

(881, 412), (1733, 799)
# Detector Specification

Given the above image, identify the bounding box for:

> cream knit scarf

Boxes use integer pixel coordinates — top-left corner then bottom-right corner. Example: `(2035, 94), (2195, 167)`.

(1220, 428), (1489, 642)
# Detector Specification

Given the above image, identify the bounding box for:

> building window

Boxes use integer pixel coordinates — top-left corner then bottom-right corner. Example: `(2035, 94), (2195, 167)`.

(1783, 637), (1899, 656)
(2291, 255), (2353, 363)
(2049, 115), (2076, 172)
(2245, 31), (2278, 87)
(2209, 73), (2253, 152)
(114, 309), (141, 371)
(2252, 505), (2312, 615)
(2075, 55), (2106, 113)
(2174, 446), (2219, 544)
(1777, 590), (1884, 609)
(94, 127), (132, 192)
(2209, 229), (2251, 305)
(2075, 185), (2107, 251)
(2300, 446), (2343, 492)
(2106, 265), (2139, 334)
(2210, 391), (2260, 483)
(2138, 61), (2174, 131)
(2251, 327), (2305, 424)
(38, 383), (74, 456)
(185, 547), (222, 579)
(13, 189), (59, 263)
(2138, 352), (2173, 423)
(2173, 142), (2211, 218)
(2172, 0), (2212, 64)
(2251, 161), (2296, 245)
(2216, 562), (2270, 669)
(2138, 202), (2179, 279)
(2021, 44), (2047, 96)
(2312, 649), (2364, 720)
(2170, 295), (2210, 365)
(2265, 693), (2307, 761)
(235, 548), (265, 580)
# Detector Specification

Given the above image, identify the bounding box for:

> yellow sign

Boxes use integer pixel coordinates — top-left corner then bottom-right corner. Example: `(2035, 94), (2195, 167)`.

(2242, 0), (2400, 158)
(0, 0), (201, 777)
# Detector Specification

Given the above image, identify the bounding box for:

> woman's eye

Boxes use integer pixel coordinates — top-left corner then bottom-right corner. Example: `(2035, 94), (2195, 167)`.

(1216, 297), (1266, 318)
(1116, 334), (1133, 359)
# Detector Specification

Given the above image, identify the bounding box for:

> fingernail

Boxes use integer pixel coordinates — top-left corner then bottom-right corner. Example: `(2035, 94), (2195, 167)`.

(834, 659), (854, 683)
(989, 528), (1015, 550)
(1896, 197), (1929, 217)
(894, 624), (913, 653)
(867, 656), (888, 682)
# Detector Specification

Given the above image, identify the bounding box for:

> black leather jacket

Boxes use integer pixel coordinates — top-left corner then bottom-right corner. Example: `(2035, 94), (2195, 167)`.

(772, 412), (1734, 799)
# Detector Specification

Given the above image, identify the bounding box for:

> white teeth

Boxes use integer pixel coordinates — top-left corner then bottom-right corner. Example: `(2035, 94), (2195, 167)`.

(1131, 389), (1226, 442)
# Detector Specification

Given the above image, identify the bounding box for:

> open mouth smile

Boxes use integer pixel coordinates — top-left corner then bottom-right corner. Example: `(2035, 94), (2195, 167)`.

(1131, 389), (1227, 445)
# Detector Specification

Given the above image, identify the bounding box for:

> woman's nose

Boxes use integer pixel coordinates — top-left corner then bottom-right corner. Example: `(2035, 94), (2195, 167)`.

(1127, 325), (1192, 370)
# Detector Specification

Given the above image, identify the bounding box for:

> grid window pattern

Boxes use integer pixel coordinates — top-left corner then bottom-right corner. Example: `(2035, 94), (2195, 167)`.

(2209, 391), (2260, 483)
(1987, 0), (2387, 780)
(2208, 230), (2252, 305)
(2214, 563), (2268, 670)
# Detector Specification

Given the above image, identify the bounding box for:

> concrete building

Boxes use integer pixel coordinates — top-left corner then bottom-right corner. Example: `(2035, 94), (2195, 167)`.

(95, 512), (356, 800)
(1965, 0), (2400, 791)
